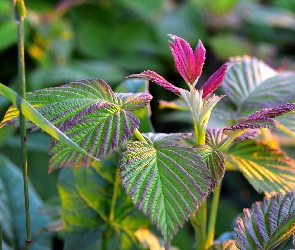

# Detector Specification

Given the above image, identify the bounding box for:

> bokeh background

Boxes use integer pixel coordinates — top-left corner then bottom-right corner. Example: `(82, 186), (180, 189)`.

(1, 0), (295, 249)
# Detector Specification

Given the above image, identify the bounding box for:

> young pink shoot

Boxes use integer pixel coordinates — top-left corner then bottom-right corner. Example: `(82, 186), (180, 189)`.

(127, 35), (230, 100)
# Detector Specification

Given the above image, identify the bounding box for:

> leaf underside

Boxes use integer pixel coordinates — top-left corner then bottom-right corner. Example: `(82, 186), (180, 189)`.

(224, 103), (295, 131)
(226, 140), (295, 195)
(119, 133), (211, 246)
(1, 78), (152, 171)
(235, 191), (295, 250)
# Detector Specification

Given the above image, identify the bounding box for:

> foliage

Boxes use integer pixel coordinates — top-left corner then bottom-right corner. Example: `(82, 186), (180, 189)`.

(2, 0), (295, 250)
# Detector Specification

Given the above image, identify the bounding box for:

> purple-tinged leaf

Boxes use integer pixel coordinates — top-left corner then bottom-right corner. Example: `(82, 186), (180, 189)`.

(206, 128), (228, 148)
(127, 70), (181, 95)
(208, 240), (237, 250)
(235, 191), (295, 250)
(1, 78), (141, 171)
(49, 101), (139, 172)
(234, 129), (260, 141)
(196, 145), (225, 190)
(200, 63), (231, 99)
(116, 92), (153, 111)
(226, 140), (295, 194)
(224, 103), (295, 131)
(120, 133), (211, 247)
(168, 35), (205, 85)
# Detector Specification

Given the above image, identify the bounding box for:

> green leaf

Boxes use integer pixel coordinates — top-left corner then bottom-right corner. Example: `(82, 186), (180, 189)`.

(235, 191), (295, 250)
(120, 133), (211, 246)
(28, 60), (126, 90)
(0, 154), (52, 250)
(115, 78), (154, 132)
(222, 57), (295, 110)
(1, 79), (152, 171)
(209, 35), (252, 61)
(0, 21), (17, 51)
(196, 145), (225, 190)
(240, 2), (295, 30)
(208, 240), (237, 250)
(276, 114), (295, 139)
(57, 152), (149, 250)
(226, 140), (295, 195)
(0, 83), (95, 167)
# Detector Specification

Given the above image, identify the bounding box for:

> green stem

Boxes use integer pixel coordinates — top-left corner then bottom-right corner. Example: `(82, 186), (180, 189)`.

(0, 214), (2, 250)
(134, 128), (147, 143)
(218, 130), (245, 151)
(194, 121), (205, 146)
(109, 166), (120, 223)
(205, 182), (222, 248)
(190, 200), (207, 250)
(15, 0), (31, 247)
(192, 120), (207, 250)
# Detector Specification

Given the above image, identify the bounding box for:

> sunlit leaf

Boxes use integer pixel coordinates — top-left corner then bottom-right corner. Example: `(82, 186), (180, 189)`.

(226, 140), (295, 194)
(134, 229), (163, 250)
(120, 133), (211, 246)
(1, 79), (152, 171)
(235, 191), (295, 250)
(222, 56), (276, 107)
(208, 240), (237, 250)
(0, 83), (94, 163)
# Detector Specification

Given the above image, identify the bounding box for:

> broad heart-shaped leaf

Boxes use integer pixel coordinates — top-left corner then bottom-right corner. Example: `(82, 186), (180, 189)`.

(1, 79), (152, 171)
(0, 83), (95, 162)
(119, 133), (211, 247)
(222, 56), (276, 107)
(223, 103), (295, 131)
(196, 145), (225, 190)
(0, 154), (52, 250)
(235, 191), (295, 250)
(57, 152), (150, 250)
(222, 56), (295, 109)
(226, 140), (295, 195)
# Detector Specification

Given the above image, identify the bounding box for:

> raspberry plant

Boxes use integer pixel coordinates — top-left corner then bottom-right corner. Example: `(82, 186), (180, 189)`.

(1, 17), (295, 249)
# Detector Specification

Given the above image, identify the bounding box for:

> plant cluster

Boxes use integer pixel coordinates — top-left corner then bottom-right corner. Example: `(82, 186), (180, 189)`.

(1, 31), (295, 249)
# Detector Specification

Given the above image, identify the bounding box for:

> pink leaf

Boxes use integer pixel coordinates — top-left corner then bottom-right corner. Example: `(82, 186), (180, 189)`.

(127, 70), (181, 95)
(200, 63), (230, 99)
(169, 35), (206, 85)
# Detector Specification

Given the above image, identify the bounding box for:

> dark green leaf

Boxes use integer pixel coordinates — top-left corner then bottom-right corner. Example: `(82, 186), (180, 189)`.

(28, 60), (126, 90)
(226, 140), (295, 195)
(0, 22), (17, 51)
(120, 133), (211, 246)
(0, 154), (52, 250)
(57, 153), (149, 250)
(235, 191), (295, 250)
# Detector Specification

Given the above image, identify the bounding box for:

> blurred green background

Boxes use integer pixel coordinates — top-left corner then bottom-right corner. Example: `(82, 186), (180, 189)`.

(1, 0), (295, 249)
